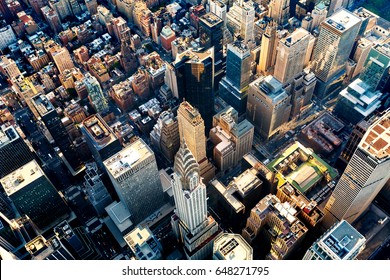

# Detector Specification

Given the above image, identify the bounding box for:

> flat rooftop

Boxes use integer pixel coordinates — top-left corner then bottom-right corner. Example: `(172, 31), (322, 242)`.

(103, 138), (153, 179)
(360, 110), (390, 161)
(319, 220), (365, 260)
(124, 226), (152, 249)
(105, 201), (132, 232)
(281, 28), (310, 47)
(252, 75), (288, 103)
(82, 114), (117, 149)
(323, 8), (362, 33)
(211, 179), (245, 213)
(213, 233), (253, 260)
(228, 41), (251, 59)
(0, 125), (20, 148)
(200, 12), (223, 27)
(268, 142), (338, 193)
(177, 101), (203, 125)
(25, 236), (50, 257)
(229, 168), (262, 196)
(175, 48), (213, 64)
(32, 95), (55, 117)
(0, 160), (43, 196)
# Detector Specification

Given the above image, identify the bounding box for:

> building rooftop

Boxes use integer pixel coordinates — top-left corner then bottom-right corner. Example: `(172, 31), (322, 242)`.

(124, 226), (162, 260)
(124, 226), (151, 250)
(211, 179), (245, 213)
(32, 95), (55, 117)
(252, 195), (308, 239)
(103, 138), (153, 179)
(228, 41), (250, 58)
(0, 160), (43, 196)
(25, 236), (51, 258)
(319, 220), (365, 260)
(340, 79), (382, 118)
(199, 12), (223, 27)
(0, 125), (20, 149)
(25, 235), (73, 260)
(360, 109), (390, 161)
(323, 8), (361, 33)
(177, 101), (204, 126)
(82, 114), (118, 150)
(252, 75), (288, 103)
(301, 112), (344, 154)
(213, 233), (253, 260)
(281, 28), (310, 47)
(160, 25), (174, 37)
(229, 168), (262, 197)
(175, 48), (213, 64)
(279, 183), (324, 225)
(268, 142), (338, 194)
(105, 201), (133, 232)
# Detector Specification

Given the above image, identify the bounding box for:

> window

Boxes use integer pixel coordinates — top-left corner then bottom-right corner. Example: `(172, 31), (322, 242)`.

(190, 174), (198, 188)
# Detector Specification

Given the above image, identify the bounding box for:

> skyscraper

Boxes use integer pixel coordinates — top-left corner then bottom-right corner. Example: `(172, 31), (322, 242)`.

(160, 25), (176, 52)
(257, 21), (278, 75)
(83, 162), (113, 216)
(219, 41), (252, 114)
(104, 139), (164, 225)
(328, 0), (344, 15)
(0, 213), (40, 259)
(333, 78), (382, 125)
(274, 28), (311, 84)
(48, 45), (75, 74)
(41, 6), (62, 34)
(177, 101), (215, 184)
(0, 160), (70, 232)
(120, 34), (138, 75)
(242, 194), (308, 260)
(85, 0), (97, 15)
(246, 75), (292, 140)
(0, 126), (34, 178)
(210, 106), (254, 172)
(32, 95), (83, 174)
(303, 220), (365, 260)
(338, 115), (377, 165)
(208, 0), (227, 25)
(199, 13), (224, 62)
(359, 43), (390, 92)
(302, 1), (328, 32)
(84, 73), (109, 114)
(80, 114), (122, 169)
(0, 55), (21, 80)
(68, 0), (81, 16)
(311, 9), (361, 96)
(283, 70), (317, 119)
(226, 0), (255, 43)
(324, 110), (390, 226)
(173, 48), (215, 131)
(150, 110), (180, 163)
(171, 141), (220, 260)
(49, 0), (71, 20)
(0, 0), (13, 23)
(268, 0), (290, 26)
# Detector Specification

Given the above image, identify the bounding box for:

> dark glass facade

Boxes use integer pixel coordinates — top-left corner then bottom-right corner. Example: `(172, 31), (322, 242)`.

(9, 176), (69, 232)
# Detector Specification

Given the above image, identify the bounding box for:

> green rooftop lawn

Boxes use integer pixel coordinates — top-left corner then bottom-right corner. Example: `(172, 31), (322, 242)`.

(268, 142), (338, 194)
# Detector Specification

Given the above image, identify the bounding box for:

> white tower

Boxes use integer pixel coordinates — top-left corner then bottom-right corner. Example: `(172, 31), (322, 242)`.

(171, 140), (220, 260)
